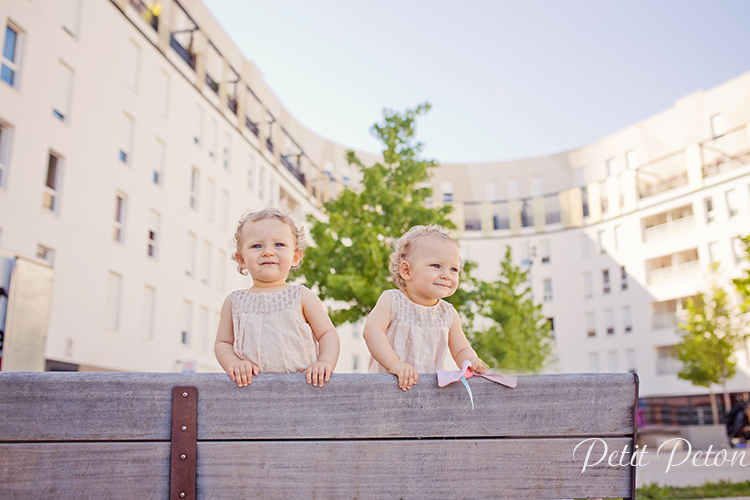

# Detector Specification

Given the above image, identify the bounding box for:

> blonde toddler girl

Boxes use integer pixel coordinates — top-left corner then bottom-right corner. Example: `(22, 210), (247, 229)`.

(363, 224), (488, 390)
(215, 208), (340, 387)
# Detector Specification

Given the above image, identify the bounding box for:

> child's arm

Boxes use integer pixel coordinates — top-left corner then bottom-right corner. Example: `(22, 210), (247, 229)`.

(447, 309), (489, 374)
(301, 287), (340, 387)
(215, 294), (259, 387)
(363, 293), (418, 390)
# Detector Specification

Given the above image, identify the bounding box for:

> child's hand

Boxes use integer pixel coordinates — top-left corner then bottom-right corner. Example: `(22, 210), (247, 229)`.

(389, 361), (418, 391)
(469, 357), (489, 374)
(305, 361), (333, 387)
(227, 360), (259, 387)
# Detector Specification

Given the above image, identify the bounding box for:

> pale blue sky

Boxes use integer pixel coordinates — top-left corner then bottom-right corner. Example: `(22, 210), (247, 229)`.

(202, 1), (750, 163)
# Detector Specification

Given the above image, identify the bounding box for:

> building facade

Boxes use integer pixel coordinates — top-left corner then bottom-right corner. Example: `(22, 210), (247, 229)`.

(1, 0), (749, 416)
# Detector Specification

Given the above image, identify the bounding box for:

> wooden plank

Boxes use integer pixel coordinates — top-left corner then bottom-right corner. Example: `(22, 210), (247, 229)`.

(0, 372), (635, 441)
(0, 438), (633, 500)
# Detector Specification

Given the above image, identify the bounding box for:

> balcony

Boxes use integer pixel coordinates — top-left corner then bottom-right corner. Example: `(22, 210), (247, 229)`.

(656, 357), (683, 375)
(170, 35), (195, 70)
(280, 155), (305, 186)
(648, 260), (700, 285)
(652, 311), (688, 330)
(643, 214), (695, 242)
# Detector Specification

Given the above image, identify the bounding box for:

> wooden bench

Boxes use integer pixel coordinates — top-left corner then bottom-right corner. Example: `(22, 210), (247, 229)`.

(0, 372), (638, 499)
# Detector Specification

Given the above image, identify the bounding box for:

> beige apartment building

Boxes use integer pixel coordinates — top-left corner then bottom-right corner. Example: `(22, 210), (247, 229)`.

(1, 0), (749, 421)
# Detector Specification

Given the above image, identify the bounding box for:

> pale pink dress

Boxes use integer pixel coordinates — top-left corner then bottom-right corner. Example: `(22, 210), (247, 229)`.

(368, 289), (455, 373)
(231, 285), (318, 373)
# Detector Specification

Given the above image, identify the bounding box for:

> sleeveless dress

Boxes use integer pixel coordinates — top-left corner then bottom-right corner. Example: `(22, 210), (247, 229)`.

(231, 284), (318, 373)
(368, 289), (455, 373)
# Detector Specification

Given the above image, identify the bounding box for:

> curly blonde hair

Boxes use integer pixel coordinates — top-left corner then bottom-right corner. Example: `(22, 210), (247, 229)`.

(389, 224), (459, 289)
(232, 208), (306, 275)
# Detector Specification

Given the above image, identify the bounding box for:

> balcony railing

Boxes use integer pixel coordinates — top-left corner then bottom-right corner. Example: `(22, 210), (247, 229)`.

(656, 357), (683, 375)
(170, 34), (195, 69)
(206, 74), (219, 94)
(643, 215), (695, 242)
(652, 311), (688, 330)
(130, 0), (159, 31)
(280, 155), (306, 186)
(702, 149), (750, 178)
(245, 117), (259, 137)
(648, 260), (700, 285)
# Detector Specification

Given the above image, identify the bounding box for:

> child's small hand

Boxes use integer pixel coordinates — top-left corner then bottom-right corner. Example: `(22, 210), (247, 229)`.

(469, 357), (489, 374)
(389, 361), (418, 391)
(305, 361), (333, 387)
(227, 360), (259, 387)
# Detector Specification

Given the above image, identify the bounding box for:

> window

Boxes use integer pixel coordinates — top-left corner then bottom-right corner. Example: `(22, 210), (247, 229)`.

(574, 168), (585, 188)
(614, 225), (622, 251)
(625, 150), (638, 170)
(656, 345), (681, 375)
(0, 122), (12, 188)
(193, 105), (202, 145)
(508, 179), (520, 200)
(580, 234), (590, 260)
(156, 70), (169, 117)
(259, 167), (266, 200)
(708, 241), (720, 264)
(217, 249), (226, 291)
(113, 194), (126, 242)
(620, 266), (628, 291)
(207, 119), (217, 158)
(623, 306), (632, 334)
(733, 237), (748, 265)
(625, 348), (636, 373)
(606, 158), (617, 177)
(189, 168), (199, 209)
(147, 211), (159, 259)
(142, 285), (155, 339)
(484, 181), (498, 202)
(607, 351), (618, 372)
(586, 312), (596, 338)
(42, 152), (62, 212)
(711, 113), (726, 139)
(105, 271), (122, 330)
(602, 269), (610, 294)
(583, 273), (593, 299)
(201, 241), (211, 284)
(62, 0), (81, 37)
(540, 240), (550, 264)
(597, 230), (606, 254)
(605, 309), (614, 335)
(120, 114), (134, 164)
(219, 189), (229, 230)
(543, 278), (552, 302)
(726, 189), (738, 217)
(53, 62), (73, 121)
(36, 245), (54, 265)
(222, 132), (231, 170)
(153, 139), (165, 185)
(2, 24), (21, 87)
(704, 197), (715, 223)
(181, 300), (192, 346)
(352, 354), (360, 372)
(125, 40), (139, 90)
(199, 306), (209, 353)
(441, 182), (454, 203)
(530, 175), (542, 197)
(588, 352), (599, 373)
(205, 178), (215, 221)
(547, 317), (555, 339)
(247, 161), (254, 193)
(185, 232), (196, 276)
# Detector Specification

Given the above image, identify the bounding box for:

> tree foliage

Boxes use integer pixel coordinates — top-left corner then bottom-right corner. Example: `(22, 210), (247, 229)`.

(467, 247), (553, 373)
(732, 235), (750, 312)
(300, 103), (453, 325)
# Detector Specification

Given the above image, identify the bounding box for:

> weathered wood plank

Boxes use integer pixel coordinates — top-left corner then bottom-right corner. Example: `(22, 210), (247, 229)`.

(0, 438), (632, 500)
(0, 372), (636, 441)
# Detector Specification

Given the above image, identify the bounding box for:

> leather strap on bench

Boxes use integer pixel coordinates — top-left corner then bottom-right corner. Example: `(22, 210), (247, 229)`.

(171, 386), (198, 500)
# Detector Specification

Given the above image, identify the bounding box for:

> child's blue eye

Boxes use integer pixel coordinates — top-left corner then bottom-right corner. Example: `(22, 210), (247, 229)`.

(451, 268), (459, 273)
(251, 244), (261, 249)
(275, 242), (285, 247)
(431, 264), (440, 268)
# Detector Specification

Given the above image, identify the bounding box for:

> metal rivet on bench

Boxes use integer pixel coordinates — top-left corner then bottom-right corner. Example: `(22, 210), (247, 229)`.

(182, 392), (188, 398)
(182, 426), (187, 431)
(181, 454), (186, 460)
(180, 493), (186, 498)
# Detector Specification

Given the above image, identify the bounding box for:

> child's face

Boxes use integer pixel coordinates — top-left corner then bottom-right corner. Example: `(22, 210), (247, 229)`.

(236, 218), (302, 287)
(400, 238), (460, 305)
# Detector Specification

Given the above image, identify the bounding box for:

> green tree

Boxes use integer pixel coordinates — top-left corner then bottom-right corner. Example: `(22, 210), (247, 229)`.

(468, 247), (553, 372)
(300, 103), (453, 325)
(732, 235), (750, 312)
(676, 280), (747, 424)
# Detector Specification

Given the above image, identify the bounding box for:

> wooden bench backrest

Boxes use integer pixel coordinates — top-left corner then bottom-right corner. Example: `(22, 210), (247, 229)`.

(0, 372), (638, 499)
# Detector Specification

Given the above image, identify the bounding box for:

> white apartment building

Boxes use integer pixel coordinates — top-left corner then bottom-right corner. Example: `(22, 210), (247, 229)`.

(1, 0), (749, 418)
(431, 74), (750, 410)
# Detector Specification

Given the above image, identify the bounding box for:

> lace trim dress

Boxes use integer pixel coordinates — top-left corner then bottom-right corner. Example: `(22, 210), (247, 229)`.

(231, 284), (318, 373)
(368, 289), (455, 374)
